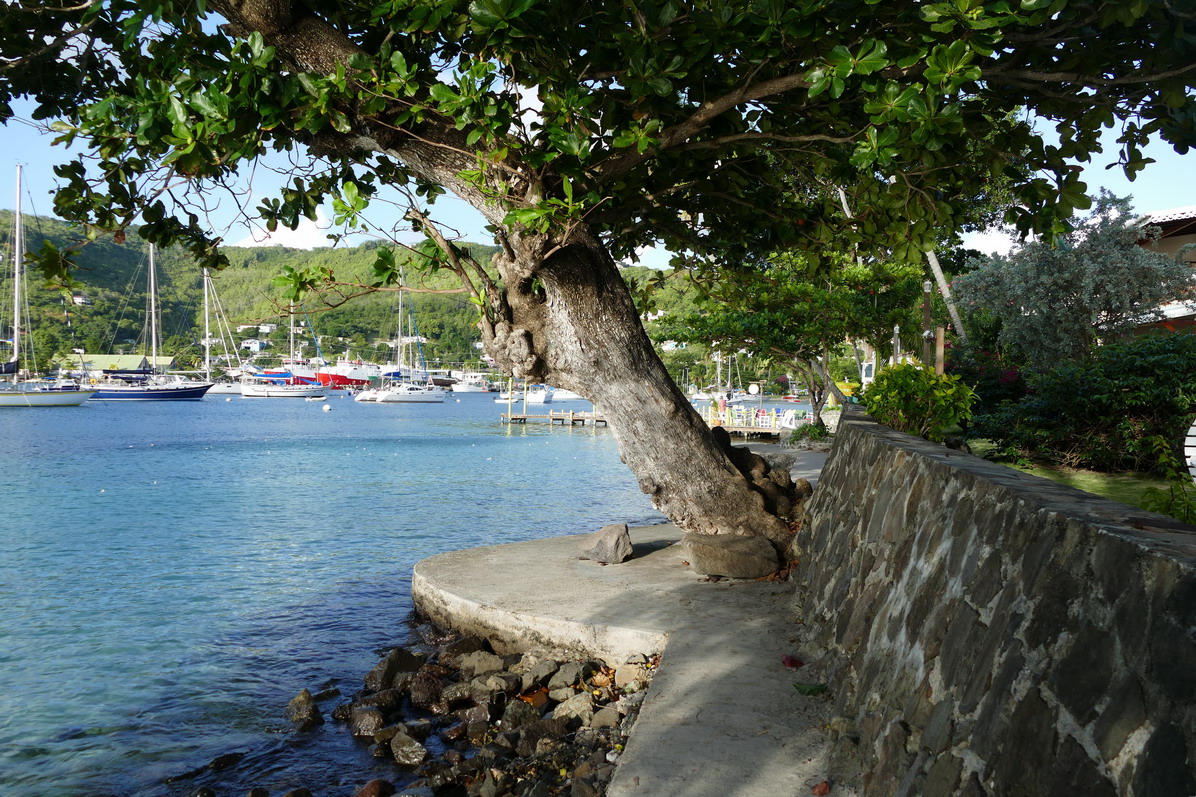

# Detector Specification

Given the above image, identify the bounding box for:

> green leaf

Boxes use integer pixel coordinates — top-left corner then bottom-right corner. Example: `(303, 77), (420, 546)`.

(793, 682), (828, 696)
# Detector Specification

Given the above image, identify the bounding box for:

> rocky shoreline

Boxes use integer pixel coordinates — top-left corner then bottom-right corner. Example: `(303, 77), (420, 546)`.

(183, 615), (656, 797)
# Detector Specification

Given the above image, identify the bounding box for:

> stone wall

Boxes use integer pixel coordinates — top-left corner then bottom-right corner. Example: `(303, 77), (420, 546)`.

(795, 414), (1196, 796)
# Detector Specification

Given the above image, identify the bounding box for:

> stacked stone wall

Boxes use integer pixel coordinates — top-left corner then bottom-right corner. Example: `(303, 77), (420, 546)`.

(795, 415), (1196, 796)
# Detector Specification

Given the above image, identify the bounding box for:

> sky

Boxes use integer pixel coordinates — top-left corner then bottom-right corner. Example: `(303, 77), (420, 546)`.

(2, 101), (1193, 260)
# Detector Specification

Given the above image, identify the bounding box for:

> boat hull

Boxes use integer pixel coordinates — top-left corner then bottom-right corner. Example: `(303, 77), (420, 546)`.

(89, 383), (214, 401)
(0, 389), (96, 407)
(240, 382), (329, 398)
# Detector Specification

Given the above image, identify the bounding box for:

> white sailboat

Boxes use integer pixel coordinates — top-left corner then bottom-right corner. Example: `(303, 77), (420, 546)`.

(0, 166), (95, 407)
(240, 303), (328, 398)
(202, 268), (244, 394)
(372, 287), (444, 404)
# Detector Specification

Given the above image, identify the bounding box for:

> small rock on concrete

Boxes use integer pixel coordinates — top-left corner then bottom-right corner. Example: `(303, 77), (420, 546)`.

(681, 532), (779, 578)
(580, 523), (633, 564)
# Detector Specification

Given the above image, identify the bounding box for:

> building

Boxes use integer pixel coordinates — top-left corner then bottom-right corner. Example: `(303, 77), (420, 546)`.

(1137, 206), (1196, 334)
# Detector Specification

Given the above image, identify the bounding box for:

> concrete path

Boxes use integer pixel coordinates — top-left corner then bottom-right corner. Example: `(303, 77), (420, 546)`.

(412, 450), (855, 796)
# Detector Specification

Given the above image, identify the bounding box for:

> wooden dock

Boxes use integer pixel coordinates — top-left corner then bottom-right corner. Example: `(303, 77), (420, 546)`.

(501, 409), (608, 426)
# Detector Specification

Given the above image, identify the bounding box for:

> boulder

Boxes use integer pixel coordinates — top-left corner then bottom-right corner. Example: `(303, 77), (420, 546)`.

(389, 731), (428, 767)
(681, 532), (780, 578)
(285, 689), (324, 731)
(551, 691), (595, 725)
(500, 698), (542, 731)
(409, 671), (443, 709)
(350, 707), (386, 738)
(352, 780), (396, 797)
(365, 648), (426, 692)
(579, 523), (633, 564)
(458, 650), (505, 677)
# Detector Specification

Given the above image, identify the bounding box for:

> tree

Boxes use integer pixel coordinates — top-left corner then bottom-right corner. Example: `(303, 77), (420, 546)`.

(3, 2), (1194, 551)
(952, 192), (1195, 369)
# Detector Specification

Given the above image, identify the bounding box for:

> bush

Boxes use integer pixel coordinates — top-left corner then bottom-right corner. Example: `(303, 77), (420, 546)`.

(975, 333), (1196, 473)
(861, 363), (976, 443)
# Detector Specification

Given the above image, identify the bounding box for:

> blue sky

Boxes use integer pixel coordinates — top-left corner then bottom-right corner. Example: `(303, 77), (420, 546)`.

(2, 101), (1192, 259)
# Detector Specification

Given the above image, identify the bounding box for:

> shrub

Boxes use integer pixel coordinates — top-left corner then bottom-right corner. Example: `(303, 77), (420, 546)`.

(861, 363), (976, 443)
(976, 333), (1196, 473)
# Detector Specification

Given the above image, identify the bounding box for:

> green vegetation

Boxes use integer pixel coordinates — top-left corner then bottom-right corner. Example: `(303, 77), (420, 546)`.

(972, 334), (1196, 475)
(862, 364), (976, 443)
(1, 211), (495, 370)
(970, 439), (1176, 517)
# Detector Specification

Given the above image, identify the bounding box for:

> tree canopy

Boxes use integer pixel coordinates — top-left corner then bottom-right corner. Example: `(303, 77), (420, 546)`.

(4, 0), (1193, 282)
(3, 0), (1194, 549)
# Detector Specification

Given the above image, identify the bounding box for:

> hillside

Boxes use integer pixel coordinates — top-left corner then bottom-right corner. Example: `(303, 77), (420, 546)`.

(0, 210), (499, 371)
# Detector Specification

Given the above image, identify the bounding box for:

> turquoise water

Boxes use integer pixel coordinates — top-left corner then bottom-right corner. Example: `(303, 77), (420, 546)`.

(0, 394), (662, 796)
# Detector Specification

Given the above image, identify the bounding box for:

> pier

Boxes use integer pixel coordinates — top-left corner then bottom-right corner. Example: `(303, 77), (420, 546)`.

(500, 409), (608, 426)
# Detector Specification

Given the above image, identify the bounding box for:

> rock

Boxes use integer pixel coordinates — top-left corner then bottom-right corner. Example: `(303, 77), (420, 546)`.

(473, 672), (521, 697)
(458, 650), (505, 677)
(354, 688), (402, 712)
(548, 687), (575, 702)
(552, 691), (595, 725)
(588, 705), (620, 729)
(439, 636), (489, 668)
(403, 718), (436, 741)
(548, 661), (592, 690)
(614, 663), (649, 690)
(441, 680), (473, 708)
(409, 670), (443, 709)
(681, 532), (780, 578)
(247, 789), (271, 797)
(285, 689), (324, 731)
(794, 477), (814, 498)
(353, 780), (396, 797)
(365, 647), (426, 692)
(520, 660), (559, 691)
(516, 717), (571, 757)
(373, 724), (404, 744)
(579, 523), (633, 564)
(390, 731), (428, 767)
(457, 704), (490, 725)
(350, 707), (386, 737)
(500, 698), (542, 731)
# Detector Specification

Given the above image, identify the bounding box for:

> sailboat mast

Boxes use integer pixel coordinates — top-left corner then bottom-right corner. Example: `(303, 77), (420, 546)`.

(10, 165), (22, 368)
(149, 244), (159, 372)
(203, 268), (211, 381)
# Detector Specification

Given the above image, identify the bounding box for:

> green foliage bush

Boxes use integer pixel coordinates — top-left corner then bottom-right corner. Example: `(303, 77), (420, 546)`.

(974, 333), (1196, 473)
(862, 363), (976, 443)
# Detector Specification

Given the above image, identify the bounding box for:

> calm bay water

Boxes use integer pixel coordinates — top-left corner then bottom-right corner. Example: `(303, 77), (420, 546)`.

(0, 393), (662, 796)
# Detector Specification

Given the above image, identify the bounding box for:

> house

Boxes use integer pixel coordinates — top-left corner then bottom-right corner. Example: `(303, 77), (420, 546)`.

(1137, 206), (1196, 333)
(241, 339), (269, 353)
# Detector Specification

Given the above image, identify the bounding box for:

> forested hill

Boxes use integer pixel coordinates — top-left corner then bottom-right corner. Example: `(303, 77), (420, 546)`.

(0, 209), (501, 369)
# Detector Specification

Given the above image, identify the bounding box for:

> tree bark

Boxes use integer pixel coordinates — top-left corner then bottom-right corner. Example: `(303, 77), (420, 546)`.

(484, 229), (795, 551)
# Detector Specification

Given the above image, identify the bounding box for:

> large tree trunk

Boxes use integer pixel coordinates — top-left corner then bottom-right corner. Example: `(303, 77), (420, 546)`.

(204, 0), (796, 552)
(483, 229), (795, 551)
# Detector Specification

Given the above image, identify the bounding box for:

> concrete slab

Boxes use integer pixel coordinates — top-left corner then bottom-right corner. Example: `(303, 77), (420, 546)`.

(411, 448), (853, 796)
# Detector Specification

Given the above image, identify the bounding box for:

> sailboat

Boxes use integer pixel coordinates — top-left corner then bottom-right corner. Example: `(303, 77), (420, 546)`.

(373, 286), (445, 404)
(0, 166), (96, 407)
(201, 268), (246, 395)
(240, 303), (329, 398)
(89, 244), (214, 400)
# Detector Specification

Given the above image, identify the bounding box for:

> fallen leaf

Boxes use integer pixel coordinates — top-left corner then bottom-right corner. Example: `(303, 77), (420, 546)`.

(781, 654), (805, 669)
(811, 780), (831, 795)
(793, 682), (827, 696)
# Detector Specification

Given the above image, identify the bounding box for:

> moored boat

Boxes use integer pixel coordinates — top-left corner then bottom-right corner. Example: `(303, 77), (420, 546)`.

(1, 166), (95, 407)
